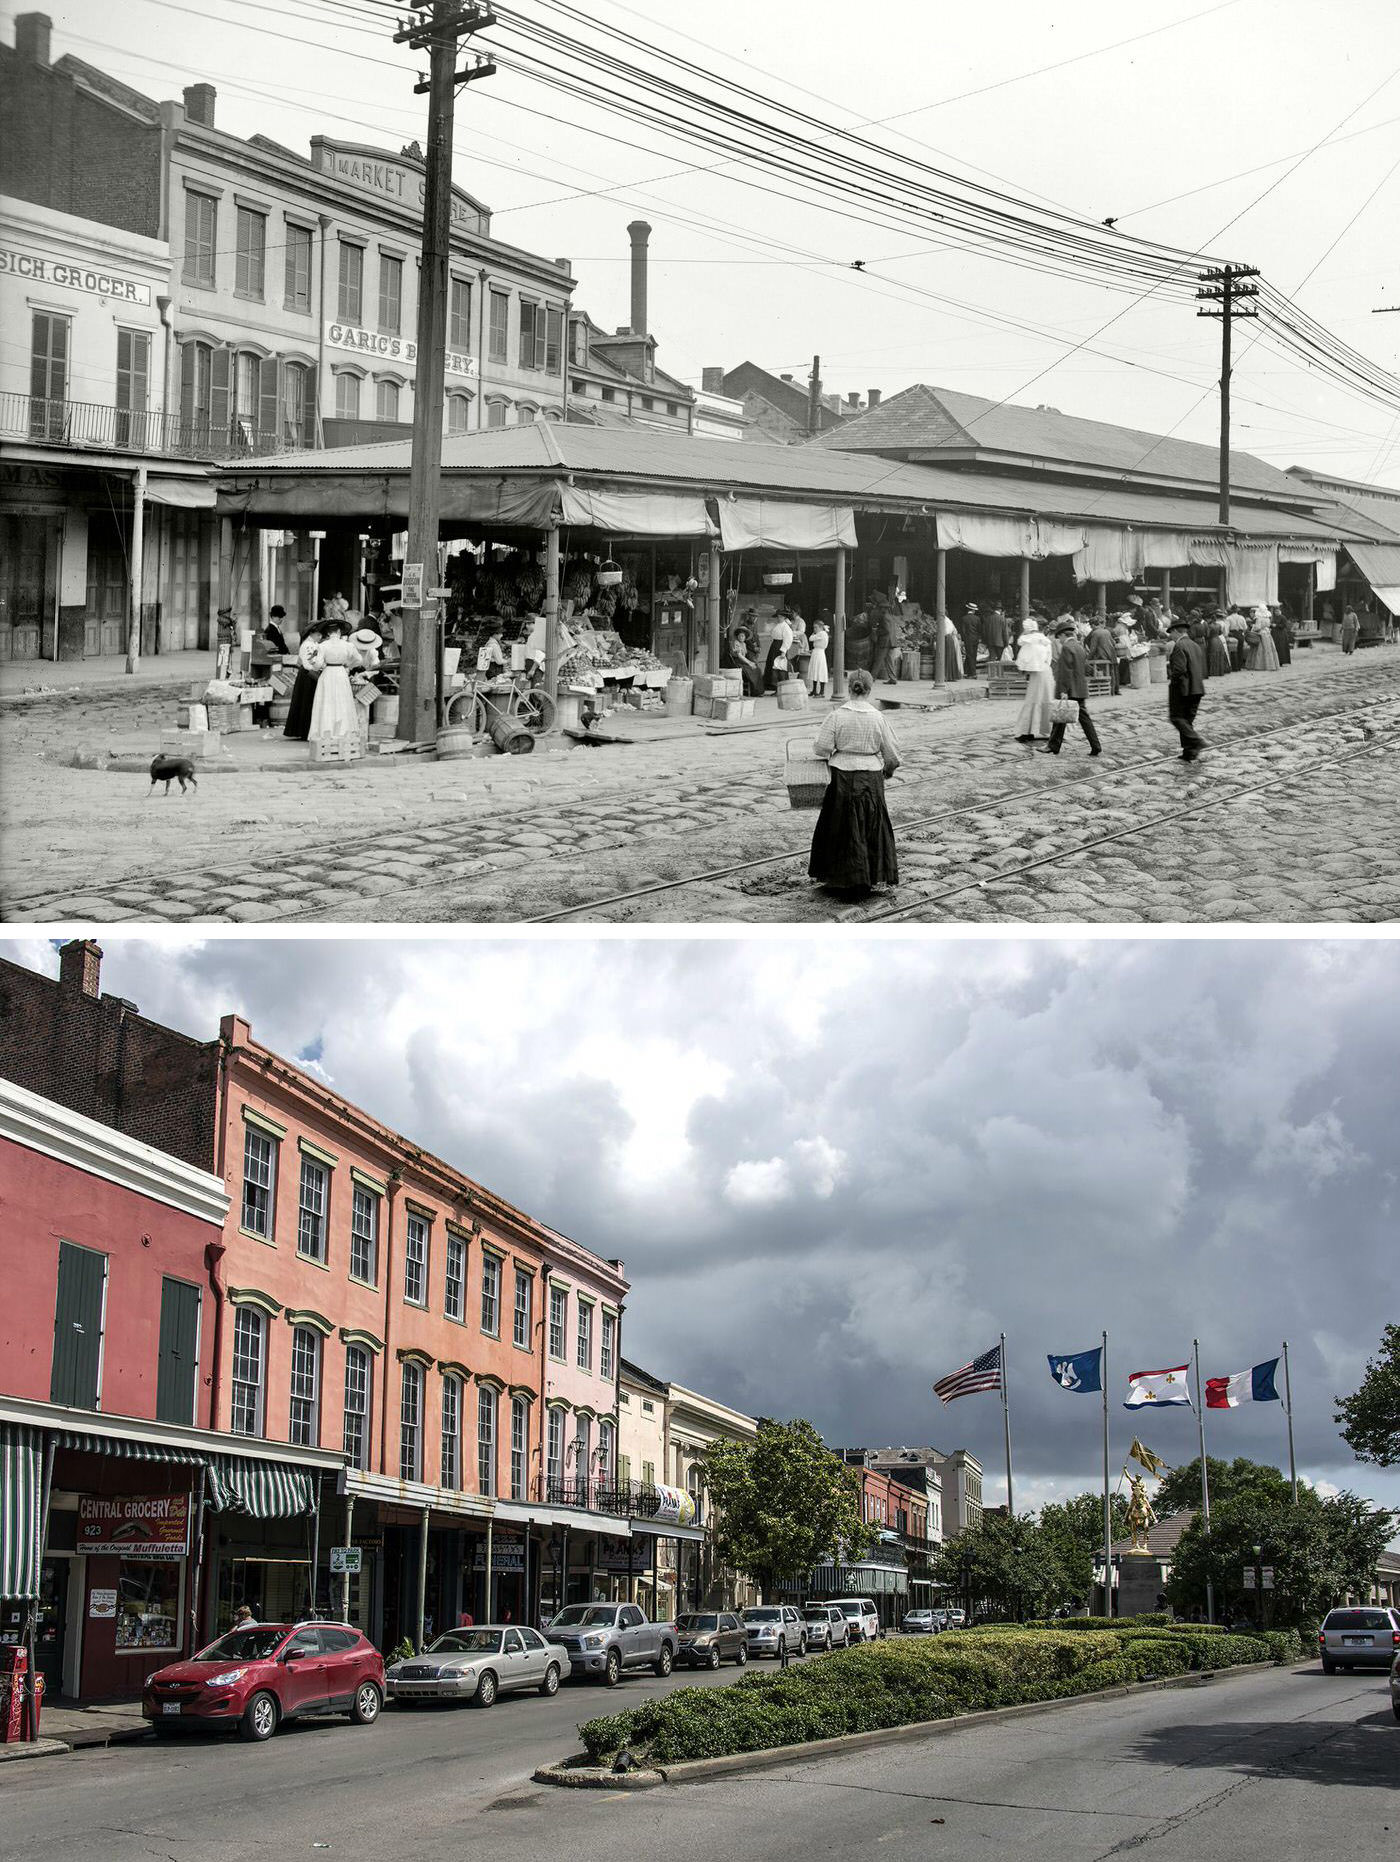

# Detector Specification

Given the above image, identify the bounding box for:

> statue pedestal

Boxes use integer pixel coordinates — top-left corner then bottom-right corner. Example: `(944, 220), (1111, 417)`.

(1116, 1553), (1165, 1619)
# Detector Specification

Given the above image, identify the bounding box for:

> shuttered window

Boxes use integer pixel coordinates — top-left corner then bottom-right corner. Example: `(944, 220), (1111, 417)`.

(50, 1241), (107, 1410)
(449, 277), (471, 349)
(545, 306), (563, 374)
(335, 372), (360, 421)
(235, 206), (266, 298)
(183, 191), (217, 286)
(155, 1277), (200, 1426)
(284, 222), (312, 310)
(338, 242), (363, 323)
(375, 379), (400, 422)
(488, 290), (508, 363)
(519, 300), (545, 371)
(378, 254), (403, 334)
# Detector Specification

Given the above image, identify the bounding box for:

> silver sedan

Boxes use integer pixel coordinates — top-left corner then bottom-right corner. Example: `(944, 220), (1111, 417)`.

(385, 1626), (565, 1708)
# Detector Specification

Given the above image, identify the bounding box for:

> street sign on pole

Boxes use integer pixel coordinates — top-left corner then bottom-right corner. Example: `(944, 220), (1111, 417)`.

(330, 1546), (363, 1576)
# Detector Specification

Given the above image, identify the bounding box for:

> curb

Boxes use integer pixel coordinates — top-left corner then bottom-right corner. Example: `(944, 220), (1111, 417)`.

(533, 1659), (1288, 1790)
(0, 1738), (71, 1762)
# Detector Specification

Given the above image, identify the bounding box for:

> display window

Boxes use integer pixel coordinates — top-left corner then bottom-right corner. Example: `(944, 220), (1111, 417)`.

(114, 1559), (184, 1652)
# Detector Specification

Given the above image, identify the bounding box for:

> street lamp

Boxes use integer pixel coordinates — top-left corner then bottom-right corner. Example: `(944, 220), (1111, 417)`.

(1252, 1543), (1263, 1628)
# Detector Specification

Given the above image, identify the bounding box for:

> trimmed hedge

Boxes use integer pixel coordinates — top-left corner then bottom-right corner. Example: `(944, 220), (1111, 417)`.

(574, 1624), (1284, 1767)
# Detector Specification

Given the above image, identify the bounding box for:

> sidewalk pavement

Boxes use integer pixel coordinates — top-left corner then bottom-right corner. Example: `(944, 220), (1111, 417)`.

(0, 1697), (150, 1760)
(0, 649), (214, 703)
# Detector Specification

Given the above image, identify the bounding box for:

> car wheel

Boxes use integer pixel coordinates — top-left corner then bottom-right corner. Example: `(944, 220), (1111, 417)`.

(1321, 1657), (1336, 1674)
(474, 1670), (498, 1709)
(654, 1645), (674, 1678)
(708, 1646), (721, 1670)
(239, 1691), (278, 1742)
(799, 1634), (808, 1656)
(539, 1663), (561, 1699)
(603, 1649), (622, 1688)
(351, 1682), (382, 1726)
(1392, 1699), (1400, 1723)
(735, 1644), (747, 1666)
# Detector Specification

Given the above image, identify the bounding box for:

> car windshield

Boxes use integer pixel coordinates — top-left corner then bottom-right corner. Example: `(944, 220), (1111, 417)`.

(804, 1608), (831, 1619)
(426, 1630), (503, 1655)
(195, 1628), (286, 1662)
(678, 1615), (718, 1632)
(1326, 1609), (1391, 1630)
(744, 1609), (780, 1623)
(550, 1606), (617, 1628)
(837, 1602), (864, 1616)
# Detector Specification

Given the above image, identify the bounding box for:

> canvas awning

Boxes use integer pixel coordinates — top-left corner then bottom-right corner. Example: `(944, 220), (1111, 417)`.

(556, 486), (715, 536)
(50, 1428), (205, 1463)
(143, 477), (217, 509)
(1345, 543), (1400, 587)
(0, 1424), (43, 1600)
(936, 512), (1085, 558)
(206, 1456), (320, 1519)
(717, 497), (856, 552)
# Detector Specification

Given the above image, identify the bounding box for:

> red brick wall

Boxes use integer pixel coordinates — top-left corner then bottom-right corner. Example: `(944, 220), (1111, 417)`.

(0, 51), (163, 237)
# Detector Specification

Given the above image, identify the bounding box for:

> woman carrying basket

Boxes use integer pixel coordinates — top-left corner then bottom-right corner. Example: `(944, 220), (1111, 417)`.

(807, 668), (900, 895)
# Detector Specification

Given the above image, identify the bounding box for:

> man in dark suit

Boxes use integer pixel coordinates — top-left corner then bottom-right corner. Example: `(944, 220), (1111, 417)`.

(1044, 622), (1102, 756)
(1167, 613), (1207, 760)
(981, 603), (1008, 659)
(1085, 613), (1119, 694)
(957, 603), (982, 681)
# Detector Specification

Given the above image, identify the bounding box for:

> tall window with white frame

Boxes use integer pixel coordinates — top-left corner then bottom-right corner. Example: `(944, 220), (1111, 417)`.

(548, 1284), (566, 1360)
(288, 1326), (321, 1446)
(597, 1418), (615, 1489)
(241, 1125), (277, 1239)
(480, 1253), (501, 1337)
(547, 1407), (565, 1491)
(444, 1230), (466, 1322)
(350, 1185), (378, 1285)
(576, 1300), (593, 1373)
(400, 1360), (423, 1481)
(404, 1213), (428, 1306)
(297, 1155), (328, 1264)
(343, 1344), (372, 1470)
(441, 1372), (462, 1490)
(600, 1310), (616, 1383)
(573, 1414), (591, 1501)
(477, 1383), (498, 1498)
(512, 1268), (531, 1349)
(510, 1395), (528, 1501)
(230, 1306), (265, 1436)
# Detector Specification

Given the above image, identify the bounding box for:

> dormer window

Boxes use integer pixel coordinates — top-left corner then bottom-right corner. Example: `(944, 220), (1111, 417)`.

(570, 319), (587, 366)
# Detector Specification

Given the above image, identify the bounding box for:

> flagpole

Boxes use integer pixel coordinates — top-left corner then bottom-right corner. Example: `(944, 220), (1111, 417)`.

(1102, 1330), (1112, 1619)
(1282, 1340), (1297, 1504)
(1193, 1338), (1214, 1625)
(1001, 1332), (1013, 1517)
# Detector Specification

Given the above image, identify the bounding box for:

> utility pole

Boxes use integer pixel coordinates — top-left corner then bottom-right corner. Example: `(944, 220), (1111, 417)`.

(1197, 264), (1259, 528)
(394, 2), (496, 744)
(807, 354), (821, 437)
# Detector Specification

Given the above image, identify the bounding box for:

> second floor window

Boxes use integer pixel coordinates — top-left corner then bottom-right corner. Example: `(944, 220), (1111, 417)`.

(513, 1269), (531, 1349)
(284, 221), (312, 310)
(597, 1419), (614, 1483)
(548, 1285), (566, 1360)
(441, 1373), (462, 1490)
(343, 1345), (371, 1470)
(230, 1307), (265, 1436)
(241, 1126), (276, 1239)
(486, 398), (507, 429)
(350, 1185), (377, 1284)
(378, 254), (403, 333)
(400, 1361), (423, 1480)
(576, 1302), (592, 1372)
(183, 191), (216, 286)
(449, 276), (472, 349)
(375, 379), (400, 422)
(444, 1232), (465, 1322)
(547, 1406), (565, 1486)
(488, 290), (508, 363)
(477, 1383), (497, 1497)
(335, 372), (360, 421)
(282, 361), (311, 445)
(447, 392), (471, 433)
(288, 1326), (320, 1446)
(297, 1156), (328, 1263)
(546, 306), (562, 374)
(510, 1395), (528, 1500)
(480, 1255), (501, 1337)
(338, 242), (363, 323)
(601, 1311), (616, 1382)
(235, 206), (266, 298)
(404, 1213), (427, 1306)
(520, 301), (544, 370)
(115, 330), (149, 419)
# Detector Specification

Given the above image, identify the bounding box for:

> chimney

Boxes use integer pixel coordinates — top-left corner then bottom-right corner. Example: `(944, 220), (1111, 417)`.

(183, 83), (216, 127)
(868, 388), (882, 407)
(626, 219), (651, 336)
(15, 12), (51, 64)
(846, 392), (861, 409)
(780, 373), (794, 384)
(701, 367), (724, 394)
(58, 939), (103, 999)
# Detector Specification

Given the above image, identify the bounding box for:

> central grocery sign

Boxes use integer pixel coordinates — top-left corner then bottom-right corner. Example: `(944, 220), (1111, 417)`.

(77, 1493), (190, 1559)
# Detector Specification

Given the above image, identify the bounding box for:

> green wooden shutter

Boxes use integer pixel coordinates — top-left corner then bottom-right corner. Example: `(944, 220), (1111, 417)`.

(155, 1277), (201, 1425)
(50, 1241), (107, 1409)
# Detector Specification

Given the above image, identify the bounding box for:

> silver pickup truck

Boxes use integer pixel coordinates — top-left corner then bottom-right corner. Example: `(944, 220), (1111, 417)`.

(543, 1601), (678, 1686)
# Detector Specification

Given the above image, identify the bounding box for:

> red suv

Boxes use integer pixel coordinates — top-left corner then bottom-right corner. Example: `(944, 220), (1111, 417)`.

(143, 1621), (384, 1742)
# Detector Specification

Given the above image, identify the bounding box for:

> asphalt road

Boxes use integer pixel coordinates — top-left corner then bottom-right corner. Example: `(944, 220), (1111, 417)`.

(2, 1663), (1395, 1862)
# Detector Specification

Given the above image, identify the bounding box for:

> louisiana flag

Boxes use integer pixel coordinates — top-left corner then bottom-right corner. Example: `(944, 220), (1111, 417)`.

(1047, 1347), (1103, 1394)
(1205, 1358), (1280, 1408)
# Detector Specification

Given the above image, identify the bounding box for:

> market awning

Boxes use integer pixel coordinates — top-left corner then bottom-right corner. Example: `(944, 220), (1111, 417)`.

(51, 1428), (205, 1463)
(556, 485), (715, 537)
(717, 497), (856, 552)
(206, 1456), (320, 1519)
(936, 512), (1085, 558)
(143, 477), (217, 509)
(0, 1424), (43, 1600)
(1345, 543), (1400, 587)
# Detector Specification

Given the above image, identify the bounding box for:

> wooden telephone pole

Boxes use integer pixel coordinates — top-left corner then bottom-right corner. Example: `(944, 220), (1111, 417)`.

(1196, 264), (1259, 527)
(394, 3), (496, 743)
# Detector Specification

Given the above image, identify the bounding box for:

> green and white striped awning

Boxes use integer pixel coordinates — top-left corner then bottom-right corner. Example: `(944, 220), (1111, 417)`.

(52, 1430), (205, 1464)
(206, 1457), (318, 1520)
(0, 1425), (44, 1601)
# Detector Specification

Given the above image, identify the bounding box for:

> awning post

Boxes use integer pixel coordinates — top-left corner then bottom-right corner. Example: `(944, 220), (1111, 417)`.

(126, 465), (146, 675)
(832, 544), (847, 698)
(342, 1493), (355, 1624)
(308, 1475), (321, 1617)
(485, 1515), (494, 1623)
(416, 1504), (430, 1651)
(1096, 581), (1108, 620)
(543, 523), (561, 715)
(1019, 558), (1031, 623)
(706, 544), (721, 674)
(933, 547), (946, 688)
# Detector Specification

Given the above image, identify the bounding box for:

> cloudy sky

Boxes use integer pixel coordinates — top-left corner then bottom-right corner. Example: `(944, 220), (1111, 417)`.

(19, 0), (1400, 480)
(5, 932), (1396, 1528)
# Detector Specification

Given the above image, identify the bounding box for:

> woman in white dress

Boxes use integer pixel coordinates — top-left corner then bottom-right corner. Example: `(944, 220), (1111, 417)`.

(305, 622), (365, 754)
(807, 618), (830, 697)
(1014, 615), (1054, 742)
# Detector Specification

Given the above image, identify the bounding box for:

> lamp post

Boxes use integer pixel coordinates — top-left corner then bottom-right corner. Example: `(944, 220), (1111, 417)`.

(1252, 1542), (1263, 1629)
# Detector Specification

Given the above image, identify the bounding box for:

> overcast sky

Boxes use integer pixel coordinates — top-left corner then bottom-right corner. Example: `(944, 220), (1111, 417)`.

(14, 0), (1400, 481)
(6, 932), (1396, 1531)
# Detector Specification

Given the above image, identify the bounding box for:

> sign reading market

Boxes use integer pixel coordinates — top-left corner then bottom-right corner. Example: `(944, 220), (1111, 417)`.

(326, 321), (476, 380)
(311, 137), (487, 237)
(77, 1493), (191, 1560)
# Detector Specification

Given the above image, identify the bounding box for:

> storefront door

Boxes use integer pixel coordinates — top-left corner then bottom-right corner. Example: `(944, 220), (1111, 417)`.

(35, 1558), (69, 1698)
(0, 513), (58, 660)
(86, 509), (129, 659)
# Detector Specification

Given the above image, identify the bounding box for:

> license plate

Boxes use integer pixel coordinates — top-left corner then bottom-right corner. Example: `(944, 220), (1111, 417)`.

(1343, 1636), (1370, 1646)
(161, 1703), (181, 1716)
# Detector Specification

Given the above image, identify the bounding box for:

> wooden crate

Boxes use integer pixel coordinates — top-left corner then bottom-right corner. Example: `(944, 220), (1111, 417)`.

(985, 663), (1028, 700)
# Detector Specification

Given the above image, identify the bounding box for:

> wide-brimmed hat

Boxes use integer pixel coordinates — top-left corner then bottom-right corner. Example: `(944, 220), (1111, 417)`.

(1167, 615), (1191, 630)
(1052, 621), (1075, 635)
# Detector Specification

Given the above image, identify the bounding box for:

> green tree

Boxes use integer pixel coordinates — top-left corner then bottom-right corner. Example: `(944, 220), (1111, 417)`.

(930, 1513), (1073, 1621)
(1336, 1324), (1400, 1466)
(1154, 1455), (1289, 1517)
(1038, 1492), (1131, 1603)
(1165, 1487), (1394, 1626)
(699, 1419), (876, 1601)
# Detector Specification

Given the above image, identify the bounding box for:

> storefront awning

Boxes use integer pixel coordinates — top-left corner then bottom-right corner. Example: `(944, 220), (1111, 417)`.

(1346, 543), (1400, 587)
(51, 1428), (205, 1464)
(0, 1424), (43, 1601)
(144, 478), (217, 509)
(557, 486), (715, 537)
(936, 512), (1085, 559)
(718, 497), (856, 552)
(206, 1456), (320, 1519)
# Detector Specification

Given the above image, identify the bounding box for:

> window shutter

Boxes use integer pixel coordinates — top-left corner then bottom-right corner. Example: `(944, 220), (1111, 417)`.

(302, 364), (317, 444)
(210, 344), (232, 438)
(259, 355), (279, 447)
(180, 342), (196, 425)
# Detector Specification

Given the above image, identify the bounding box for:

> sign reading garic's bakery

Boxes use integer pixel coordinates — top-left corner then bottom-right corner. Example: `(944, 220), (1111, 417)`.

(325, 322), (476, 379)
(310, 137), (488, 236)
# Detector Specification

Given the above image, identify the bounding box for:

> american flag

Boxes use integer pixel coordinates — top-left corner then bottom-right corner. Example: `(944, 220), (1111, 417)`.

(934, 1343), (1003, 1404)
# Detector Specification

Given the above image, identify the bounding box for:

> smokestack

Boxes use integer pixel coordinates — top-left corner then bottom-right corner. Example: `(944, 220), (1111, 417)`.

(58, 939), (103, 999)
(15, 12), (51, 64)
(626, 219), (651, 336)
(183, 83), (217, 127)
(807, 354), (821, 436)
(702, 367), (724, 394)
(868, 388), (882, 407)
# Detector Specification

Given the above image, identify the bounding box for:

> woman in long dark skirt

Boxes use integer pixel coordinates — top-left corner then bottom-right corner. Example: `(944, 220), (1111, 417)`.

(283, 624), (325, 740)
(808, 668), (900, 895)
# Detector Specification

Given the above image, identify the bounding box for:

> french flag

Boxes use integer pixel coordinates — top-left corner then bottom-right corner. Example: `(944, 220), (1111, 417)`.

(1205, 1357), (1280, 1408)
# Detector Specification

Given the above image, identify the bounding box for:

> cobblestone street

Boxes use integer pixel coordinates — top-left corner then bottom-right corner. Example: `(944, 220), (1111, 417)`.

(3, 644), (1398, 924)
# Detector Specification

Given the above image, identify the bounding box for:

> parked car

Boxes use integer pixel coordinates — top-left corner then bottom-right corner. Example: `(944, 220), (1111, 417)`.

(385, 1626), (563, 1707)
(143, 1622), (384, 1743)
(1318, 1606), (1400, 1673)
(742, 1605), (806, 1658)
(803, 1603), (850, 1650)
(832, 1597), (881, 1643)
(902, 1609), (937, 1634)
(942, 1608), (967, 1630)
(543, 1601), (677, 1686)
(675, 1611), (747, 1669)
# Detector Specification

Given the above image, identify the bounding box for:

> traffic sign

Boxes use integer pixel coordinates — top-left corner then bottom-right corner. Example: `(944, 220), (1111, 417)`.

(330, 1546), (363, 1575)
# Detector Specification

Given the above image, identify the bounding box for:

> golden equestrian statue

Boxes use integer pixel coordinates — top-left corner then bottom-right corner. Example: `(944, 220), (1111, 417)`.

(1123, 1472), (1159, 1553)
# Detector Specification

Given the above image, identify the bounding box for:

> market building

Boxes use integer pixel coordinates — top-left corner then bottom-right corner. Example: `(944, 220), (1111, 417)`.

(712, 361), (861, 444)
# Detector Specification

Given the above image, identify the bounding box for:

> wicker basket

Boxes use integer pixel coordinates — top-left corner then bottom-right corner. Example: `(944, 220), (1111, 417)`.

(785, 737), (830, 809)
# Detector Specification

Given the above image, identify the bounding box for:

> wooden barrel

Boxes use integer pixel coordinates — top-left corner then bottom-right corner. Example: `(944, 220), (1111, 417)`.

(436, 722), (476, 759)
(777, 678), (809, 711)
(488, 713), (534, 754)
(664, 677), (694, 715)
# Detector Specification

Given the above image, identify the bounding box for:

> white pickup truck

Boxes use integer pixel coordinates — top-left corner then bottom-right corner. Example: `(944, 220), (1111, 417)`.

(543, 1601), (678, 1686)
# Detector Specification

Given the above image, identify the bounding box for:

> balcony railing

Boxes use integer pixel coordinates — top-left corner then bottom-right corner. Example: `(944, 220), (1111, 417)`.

(541, 1476), (703, 1527)
(2, 391), (304, 461)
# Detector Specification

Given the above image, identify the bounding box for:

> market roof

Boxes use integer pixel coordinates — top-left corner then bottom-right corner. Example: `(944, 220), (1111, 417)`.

(807, 382), (1310, 502)
(218, 423), (1376, 542)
